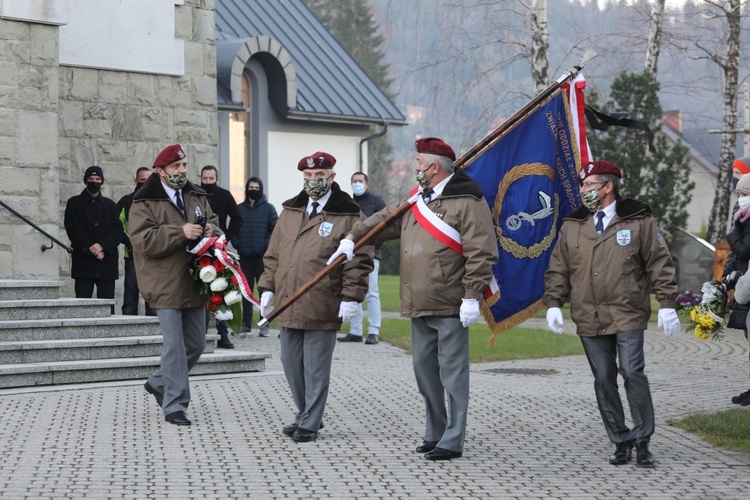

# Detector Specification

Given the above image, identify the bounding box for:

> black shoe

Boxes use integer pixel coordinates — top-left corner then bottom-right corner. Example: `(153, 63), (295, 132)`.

(337, 333), (363, 342)
(144, 382), (163, 408)
(415, 441), (437, 453)
(165, 411), (191, 426)
(424, 447), (462, 460)
(731, 388), (750, 404)
(283, 421), (324, 437)
(741, 394), (750, 406)
(635, 441), (655, 467)
(217, 337), (235, 349)
(292, 428), (318, 442)
(365, 334), (379, 345)
(609, 441), (633, 465)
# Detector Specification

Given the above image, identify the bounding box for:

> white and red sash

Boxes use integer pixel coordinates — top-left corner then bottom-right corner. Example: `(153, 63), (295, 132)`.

(408, 187), (499, 303)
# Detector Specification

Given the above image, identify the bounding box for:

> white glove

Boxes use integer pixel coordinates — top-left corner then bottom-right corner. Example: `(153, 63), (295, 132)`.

(657, 308), (680, 337)
(338, 301), (359, 323)
(459, 298), (480, 327)
(546, 307), (564, 334)
(326, 238), (355, 265)
(260, 291), (274, 319)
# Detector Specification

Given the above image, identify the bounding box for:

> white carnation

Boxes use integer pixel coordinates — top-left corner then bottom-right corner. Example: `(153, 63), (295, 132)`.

(214, 309), (233, 321)
(210, 277), (229, 292)
(224, 290), (242, 305)
(199, 265), (217, 283)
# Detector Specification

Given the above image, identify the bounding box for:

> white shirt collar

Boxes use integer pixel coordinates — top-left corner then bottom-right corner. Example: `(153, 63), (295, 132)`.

(308, 188), (332, 215)
(595, 200), (617, 231)
(422, 173), (454, 198)
(161, 181), (182, 206)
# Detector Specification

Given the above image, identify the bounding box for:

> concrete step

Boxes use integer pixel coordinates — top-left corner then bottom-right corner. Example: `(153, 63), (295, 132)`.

(0, 280), (64, 300)
(0, 350), (270, 388)
(0, 298), (115, 320)
(0, 316), (162, 342)
(0, 334), (220, 364)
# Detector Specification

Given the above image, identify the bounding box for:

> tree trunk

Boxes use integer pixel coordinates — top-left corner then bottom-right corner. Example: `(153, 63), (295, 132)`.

(706, 0), (741, 244)
(644, 0), (665, 77)
(530, 0), (549, 95)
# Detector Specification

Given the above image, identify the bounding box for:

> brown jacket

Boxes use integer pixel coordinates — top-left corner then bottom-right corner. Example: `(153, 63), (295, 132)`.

(258, 183), (373, 331)
(129, 174), (220, 309)
(349, 169), (498, 318)
(543, 197), (678, 336)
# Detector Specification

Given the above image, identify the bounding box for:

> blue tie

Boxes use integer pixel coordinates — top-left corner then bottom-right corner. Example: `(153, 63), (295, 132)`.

(422, 188), (434, 203)
(310, 201), (319, 218)
(595, 211), (605, 236)
(175, 191), (185, 215)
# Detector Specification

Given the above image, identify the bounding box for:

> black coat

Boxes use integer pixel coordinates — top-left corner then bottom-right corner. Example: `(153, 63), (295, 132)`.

(205, 185), (243, 241)
(232, 195), (278, 258)
(64, 189), (122, 280)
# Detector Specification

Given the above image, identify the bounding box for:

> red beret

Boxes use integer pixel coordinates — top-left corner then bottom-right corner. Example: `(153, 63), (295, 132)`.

(415, 137), (456, 162)
(153, 144), (186, 168)
(297, 151), (336, 171)
(578, 160), (622, 184)
(733, 156), (750, 175)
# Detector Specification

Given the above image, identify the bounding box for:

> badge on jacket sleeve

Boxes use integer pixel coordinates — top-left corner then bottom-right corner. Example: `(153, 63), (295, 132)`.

(616, 229), (631, 246)
(318, 222), (333, 237)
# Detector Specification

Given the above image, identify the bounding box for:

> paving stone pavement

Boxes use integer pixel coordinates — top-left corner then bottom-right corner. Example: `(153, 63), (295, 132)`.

(1, 320), (749, 499)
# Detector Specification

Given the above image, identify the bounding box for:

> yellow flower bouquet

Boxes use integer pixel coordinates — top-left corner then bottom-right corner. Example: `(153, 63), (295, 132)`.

(683, 280), (727, 340)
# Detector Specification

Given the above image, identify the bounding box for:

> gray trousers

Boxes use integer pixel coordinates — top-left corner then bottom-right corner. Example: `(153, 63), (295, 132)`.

(279, 327), (336, 432)
(148, 306), (206, 415)
(580, 330), (654, 444)
(411, 316), (470, 453)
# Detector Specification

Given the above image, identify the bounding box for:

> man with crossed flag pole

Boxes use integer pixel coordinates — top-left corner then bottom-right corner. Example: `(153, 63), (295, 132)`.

(328, 137), (498, 461)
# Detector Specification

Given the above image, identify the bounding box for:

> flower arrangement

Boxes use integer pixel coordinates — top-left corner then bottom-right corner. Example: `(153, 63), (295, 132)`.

(676, 290), (702, 310)
(682, 280), (727, 340)
(189, 235), (259, 334)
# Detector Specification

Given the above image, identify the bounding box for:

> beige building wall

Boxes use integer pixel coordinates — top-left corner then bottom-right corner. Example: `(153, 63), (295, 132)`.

(0, 1), (218, 299)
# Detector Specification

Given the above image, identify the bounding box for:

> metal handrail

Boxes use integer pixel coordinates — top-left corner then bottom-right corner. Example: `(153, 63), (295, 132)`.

(0, 198), (73, 253)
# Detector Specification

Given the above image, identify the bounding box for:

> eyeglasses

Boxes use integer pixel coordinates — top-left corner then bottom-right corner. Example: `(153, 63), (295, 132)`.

(581, 180), (607, 189)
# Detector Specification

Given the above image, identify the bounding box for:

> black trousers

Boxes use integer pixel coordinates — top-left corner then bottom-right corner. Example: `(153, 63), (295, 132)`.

(122, 258), (155, 316)
(240, 256), (264, 328)
(74, 277), (116, 315)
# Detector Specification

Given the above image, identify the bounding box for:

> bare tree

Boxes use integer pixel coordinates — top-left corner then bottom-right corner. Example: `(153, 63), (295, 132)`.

(644, 0), (665, 77)
(696, 0), (743, 243)
(530, 0), (549, 94)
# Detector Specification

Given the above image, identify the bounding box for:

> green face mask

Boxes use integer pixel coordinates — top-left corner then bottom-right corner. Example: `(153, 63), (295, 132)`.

(164, 172), (188, 190)
(303, 176), (331, 199)
(581, 188), (603, 213)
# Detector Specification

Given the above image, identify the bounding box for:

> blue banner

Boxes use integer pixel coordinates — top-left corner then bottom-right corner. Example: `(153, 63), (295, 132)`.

(463, 90), (582, 333)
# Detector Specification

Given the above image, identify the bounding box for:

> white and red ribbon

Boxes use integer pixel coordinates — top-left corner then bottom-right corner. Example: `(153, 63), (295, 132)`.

(189, 235), (261, 309)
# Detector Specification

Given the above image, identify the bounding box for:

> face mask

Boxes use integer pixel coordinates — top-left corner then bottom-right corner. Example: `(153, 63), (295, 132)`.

(163, 172), (188, 190)
(135, 181), (144, 192)
(581, 188), (603, 213)
(739, 196), (750, 209)
(201, 183), (216, 194)
(247, 189), (261, 201)
(303, 176), (331, 199)
(352, 182), (366, 196)
(86, 181), (102, 194)
(415, 165), (435, 189)
(733, 177), (740, 189)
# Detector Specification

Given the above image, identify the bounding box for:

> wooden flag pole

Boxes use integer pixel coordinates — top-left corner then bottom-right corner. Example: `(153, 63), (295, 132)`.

(257, 50), (597, 328)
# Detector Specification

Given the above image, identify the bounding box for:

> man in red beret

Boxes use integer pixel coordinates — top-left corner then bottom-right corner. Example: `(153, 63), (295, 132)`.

(544, 159), (680, 467)
(328, 136), (498, 460)
(129, 144), (220, 427)
(258, 151), (373, 442)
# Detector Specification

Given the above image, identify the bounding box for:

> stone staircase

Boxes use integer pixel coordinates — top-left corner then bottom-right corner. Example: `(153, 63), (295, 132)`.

(0, 279), (270, 388)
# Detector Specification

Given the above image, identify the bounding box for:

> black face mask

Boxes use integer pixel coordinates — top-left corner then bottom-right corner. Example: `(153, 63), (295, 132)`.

(201, 183), (217, 194)
(135, 181), (145, 192)
(247, 189), (261, 201)
(86, 181), (102, 194)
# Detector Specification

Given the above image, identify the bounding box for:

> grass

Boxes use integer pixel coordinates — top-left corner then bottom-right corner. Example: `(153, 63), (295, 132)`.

(359, 275), (584, 362)
(669, 409), (750, 456)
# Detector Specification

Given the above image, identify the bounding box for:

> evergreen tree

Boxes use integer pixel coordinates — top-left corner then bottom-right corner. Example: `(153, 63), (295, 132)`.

(303, 0), (395, 194)
(587, 71), (695, 240)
